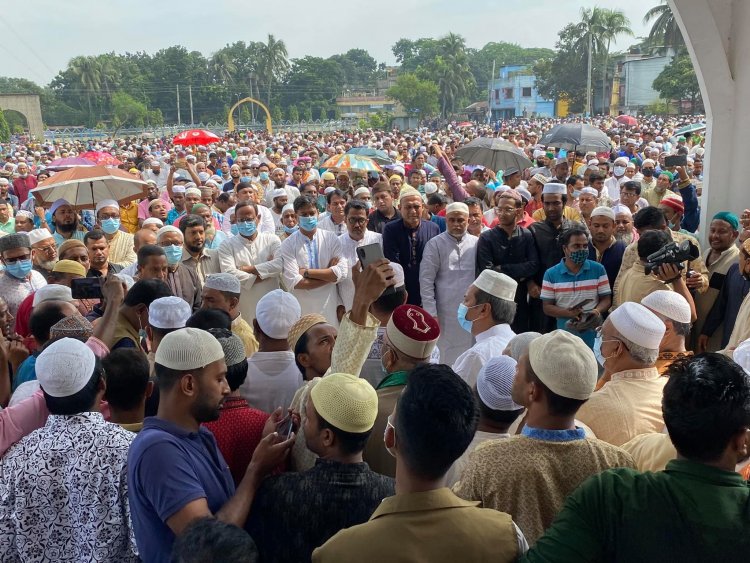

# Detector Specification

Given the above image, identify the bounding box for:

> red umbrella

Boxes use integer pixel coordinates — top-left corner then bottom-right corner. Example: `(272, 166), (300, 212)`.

(78, 151), (123, 167)
(173, 129), (221, 146)
(616, 115), (638, 127)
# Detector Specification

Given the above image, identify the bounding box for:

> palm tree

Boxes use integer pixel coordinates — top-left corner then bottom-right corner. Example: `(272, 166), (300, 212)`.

(442, 33), (465, 59)
(257, 34), (289, 106)
(210, 52), (238, 87)
(69, 56), (102, 123)
(598, 9), (632, 113)
(644, 1), (684, 53)
(435, 53), (475, 117)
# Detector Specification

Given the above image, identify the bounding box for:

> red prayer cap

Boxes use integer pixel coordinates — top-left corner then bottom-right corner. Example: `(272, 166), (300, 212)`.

(660, 196), (684, 214)
(386, 305), (440, 359)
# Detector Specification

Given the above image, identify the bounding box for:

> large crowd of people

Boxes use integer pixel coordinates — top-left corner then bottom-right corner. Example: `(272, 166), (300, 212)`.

(0, 115), (748, 562)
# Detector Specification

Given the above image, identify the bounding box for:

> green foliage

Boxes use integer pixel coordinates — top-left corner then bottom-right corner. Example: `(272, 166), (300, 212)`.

(329, 49), (378, 88)
(0, 111), (10, 142)
(358, 111), (392, 130)
(282, 57), (344, 108)
(271, 105), (283, 122)
(643, 1), (684, 53)
(652, 50), (703, 114)
(111, 91), (148, 135)
(646, 99), (674, 115)
(287, 105), (299, 122)
(386, 73), (439, 118)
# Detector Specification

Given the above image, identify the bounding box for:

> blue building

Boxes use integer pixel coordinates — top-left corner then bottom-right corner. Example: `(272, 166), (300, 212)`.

(489, 65), (555, 119)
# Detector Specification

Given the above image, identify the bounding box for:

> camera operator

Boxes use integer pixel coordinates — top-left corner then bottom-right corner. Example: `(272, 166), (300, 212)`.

(614, 207), (708, 295)
(613, 230), (697, 319)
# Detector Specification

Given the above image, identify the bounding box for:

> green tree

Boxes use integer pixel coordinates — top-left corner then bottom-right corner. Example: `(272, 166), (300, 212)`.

(210, 51), (238, 87)
(281, 57), (344, 107)
(287, 105), (299, 122)
(386, 73), (439, 118)
(644, 1), (684, 53)
(0, 111), (10, 142)
(110, 91), (148, 135)
(301, 105), (313, 122)
(652, 50), (703, 114)
(69, 55), (102, 124)
(329, 49), (378, 88)
(469, 42), (554, 94)
(593, 8), (632, 113)
(272, 105), (283, 122)
(257, 34), (290, 105)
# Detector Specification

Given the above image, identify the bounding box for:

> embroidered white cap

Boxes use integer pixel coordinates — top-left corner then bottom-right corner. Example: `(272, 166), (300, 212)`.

(37, 338), (96, 397)
(473, 270), (518, 302)
(610, 301), (666, 350)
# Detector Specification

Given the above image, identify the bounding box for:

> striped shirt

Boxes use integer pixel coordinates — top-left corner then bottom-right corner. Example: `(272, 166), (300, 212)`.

(541, 259), (611, 346)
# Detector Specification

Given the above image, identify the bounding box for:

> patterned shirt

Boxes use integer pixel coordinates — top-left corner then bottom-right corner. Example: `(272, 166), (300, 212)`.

(0, 412), (138, 562)
(0, 270), (47, 331)
(246, 459), (395, 563)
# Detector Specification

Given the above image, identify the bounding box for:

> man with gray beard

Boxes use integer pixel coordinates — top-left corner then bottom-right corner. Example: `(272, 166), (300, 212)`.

(613, 205), (635, 246)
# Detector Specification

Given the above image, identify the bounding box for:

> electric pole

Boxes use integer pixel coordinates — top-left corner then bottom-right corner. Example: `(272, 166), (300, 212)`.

(176, 84), (181, 125)
(586, 34), (593, 117)
(189, 85), (194, 125)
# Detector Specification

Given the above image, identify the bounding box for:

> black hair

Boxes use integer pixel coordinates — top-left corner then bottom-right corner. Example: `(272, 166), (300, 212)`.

(566, 175), (582, 187)
(292, 165), (305, 173)
(216, 192), (232, 204)
(124, 279), (172, 307)
(293, 195), (317, 213)
(294, 332), (310, 375)
(634, 206), (667, 230)
(395, 364), (478, 480)
(137, 244), (166, 267)
(475, 387), (524, 425)
(663, 354), (750, 463)
(235, 201), (258, 216)
(589, 172), (604, 183)
(170, 517), (258, 563)
(44, 360), (103, 415)
(83, 229), (106, 246)
(474, 288), (516, 325)
(372, 286), (407, 315)
(102, 349), (150, 411)
(541, 193), (568, 205)
(525, 355), (587, 416)
(178, 214), (206, 234)
(207, 328), (248, 391)
(621, 180), (642, 196)
(560, 226), (590, 247)
(154, 362), (204, 391)
(344, 199), (368, 215)
(464, 196), (482, 208)
(317, 413), (373, 455)
(186, 308), (232, 331)
(637, 229), (671, 259)
(326, 189), (347, 205)
(29, 300), (70, 344)
(426, 193), (447, 206)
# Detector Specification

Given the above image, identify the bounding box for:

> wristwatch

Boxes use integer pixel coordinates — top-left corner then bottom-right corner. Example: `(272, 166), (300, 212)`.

(303, 269), (309, 278)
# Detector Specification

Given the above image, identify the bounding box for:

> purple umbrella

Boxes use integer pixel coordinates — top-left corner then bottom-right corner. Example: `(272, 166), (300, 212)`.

(46, 157), (96, 171)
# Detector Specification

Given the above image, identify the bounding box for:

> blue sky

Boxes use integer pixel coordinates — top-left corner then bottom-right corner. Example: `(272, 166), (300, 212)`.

(3, 0), (658, 85)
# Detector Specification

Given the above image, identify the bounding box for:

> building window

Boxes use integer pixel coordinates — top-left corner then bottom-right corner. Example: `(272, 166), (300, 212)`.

(522, 87), (532, 97)
(494, 89), (500, 100)
(503, 88), (513, 99)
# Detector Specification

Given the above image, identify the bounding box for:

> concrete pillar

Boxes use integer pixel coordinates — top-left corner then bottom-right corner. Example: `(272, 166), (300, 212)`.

(670, 0), (748, 236)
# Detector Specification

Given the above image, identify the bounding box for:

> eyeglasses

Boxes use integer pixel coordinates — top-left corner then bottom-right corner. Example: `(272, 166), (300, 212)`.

(34, 245), (56, 254)
(347, 217), (367, 225)
(3, 253), (31, 263)
(495, 207), (517, 214)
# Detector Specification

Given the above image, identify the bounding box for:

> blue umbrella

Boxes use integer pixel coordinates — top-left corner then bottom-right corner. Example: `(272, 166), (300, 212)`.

(346, 147), (393, 166)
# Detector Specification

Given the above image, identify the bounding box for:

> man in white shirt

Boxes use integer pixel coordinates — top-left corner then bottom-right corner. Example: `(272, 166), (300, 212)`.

(604, 156), (629, 201)
(263, 167), (300, 207)
(452, 269), (518, 387)
(318, 189), (347, 236)
(240, 289), (303, 414)
(268, 188), (288, 237)
(337, 199), (382, 318)
(420, 202), (478, 364)
(217, 201), (281, 324)
(280, 195), (348, 327)
(221, 183), (275, 235)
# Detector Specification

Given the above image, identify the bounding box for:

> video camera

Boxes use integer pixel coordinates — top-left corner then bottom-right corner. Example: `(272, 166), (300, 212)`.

(644, 239), (700, 276)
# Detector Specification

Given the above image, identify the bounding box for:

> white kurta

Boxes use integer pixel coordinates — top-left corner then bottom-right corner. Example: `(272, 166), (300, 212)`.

(218, 232), (282, 323)
(452, 323), (516, 387)
(280, 229), (348, 327)
(222, 203), (275, 235)
(420, 231), (479, 365)
(318, 214), (346, 236)
(337, 230), (383, 312)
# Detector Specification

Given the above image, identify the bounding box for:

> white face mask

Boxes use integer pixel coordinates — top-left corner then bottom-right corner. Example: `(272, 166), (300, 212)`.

(384, 416), (397, 458)
(613, 166), (626, 177)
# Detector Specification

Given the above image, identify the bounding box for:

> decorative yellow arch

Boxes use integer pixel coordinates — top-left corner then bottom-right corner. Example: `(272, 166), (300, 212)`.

(227, 97), (273, 134)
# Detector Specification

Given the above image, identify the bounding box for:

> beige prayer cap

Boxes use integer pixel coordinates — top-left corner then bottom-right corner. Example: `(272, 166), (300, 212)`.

(310, 373), (378, 433)
(288, 314), (328, 352)
(609, 302), (665, 350)
(473, 270), (518, 302)
(528, 330), (598, 400)
(445, 202), (469, 215)
(155, 327), (224, 371)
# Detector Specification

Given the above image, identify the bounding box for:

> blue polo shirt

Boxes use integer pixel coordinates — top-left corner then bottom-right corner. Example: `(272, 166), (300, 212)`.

(127, 417), (235, 563)
(541, 259), (611, 347)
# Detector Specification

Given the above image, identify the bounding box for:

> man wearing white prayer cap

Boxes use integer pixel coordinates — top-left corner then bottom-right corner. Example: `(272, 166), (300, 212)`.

(451, 269), (518, 387)
(444, 355), (524, 487)
(577, 301), (667, 446)
(201, 272), (258, 358)
(588, 206), (626, 291)
(95, 199), (136, 266)
(611, 203), (636, 245)
(420, 199), (476, 364)
(641, 290), (694, 374)
(147, 295), (192, 360)
(454, 329), (635, 544)
(27, 227), (58, 280)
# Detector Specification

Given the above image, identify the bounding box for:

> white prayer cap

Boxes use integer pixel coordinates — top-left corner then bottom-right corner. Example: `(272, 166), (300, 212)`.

(354, 186), (371, 197)
(185, 187), (202, 197)
(0, 178), (8, 186)
(398, 187), (422, 202)
(156, 225), (183, 242)
(208, 328), (246, 367)
(473, 270), (517, 302)
(204, 272), (241, 294)
(580, 187), (598, 197)
(587, 159), (599, 166)
(515, 187), (532, 203)
(614, 156), (629, 165)
(391, 165), (405, 175)
(733, 339), (750, 374)
(255, 289), (302, 339)
(591, 206), (615, 221)
(95, 199), (119, 215)
(324, 186), (336, 195)
(33, 284), (73, 307)
(530, 173), (549, 185)
(642, 290), (692, 325)
(506, 332), (542, 361)
(541, 182), (566, 195)
(423, 182), (438, 195)
(609, 301), (665, 350)
(155, 328), (225, 371)
(149, 296), (191, 330)
(15, 210), (33, 219)
(281, 203), (295, 215)
(271, 188), (287, 199)
(495, 184), (510, 194)
(389, 262), (405, 288)
(626, 138), (636, 145)
(477, 356), (523, 411)
(533, 149), (546, 159)
(612, 204), (632, 217)
(642, 159), (655, 167)
(142, 217), (164, 228)
(146, 179), (157, 186)
(150, 159), (161, 167)
(37, 338), (96, 398)
(445, 202), (469, 215)
(172, 185), (186, 194)
(528, 330), (597, 400)
(27, 228), (54, 246)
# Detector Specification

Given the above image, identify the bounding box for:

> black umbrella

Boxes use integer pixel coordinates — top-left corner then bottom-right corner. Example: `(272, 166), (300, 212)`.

(454, 137), (533, 172)
(539, 123), (611, 153)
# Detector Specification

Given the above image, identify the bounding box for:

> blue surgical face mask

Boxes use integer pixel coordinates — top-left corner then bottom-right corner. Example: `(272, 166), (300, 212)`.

(100, 217), (120, 235)
(259, 172), (269, 181)
(572, 189), (581, 199)
(298, 215), (318, 232)
(237, 220), (256, 237)
(457, 303), (481, 334)
(163, 244), (183, 265)
(364, 201), (372, 210)
(240, 176), (251, 183)
(230, 223), (239, 236)
(593, 334), (616, 367)
(4, 258), (32, 279)
(283, 224), (299, 234)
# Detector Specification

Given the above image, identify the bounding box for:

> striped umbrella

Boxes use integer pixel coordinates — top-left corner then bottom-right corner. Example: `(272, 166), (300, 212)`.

(321, 154), (382, 172)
